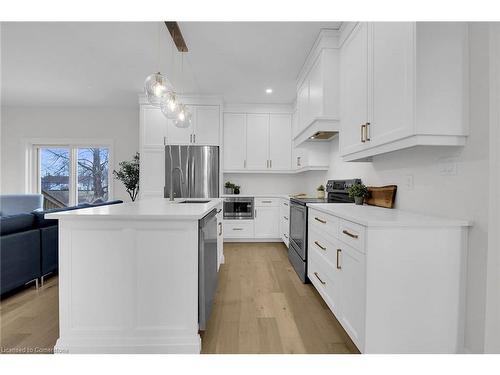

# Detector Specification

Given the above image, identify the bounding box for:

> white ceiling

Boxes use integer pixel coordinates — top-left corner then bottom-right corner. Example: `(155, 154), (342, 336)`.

(1, 22), (342, 107)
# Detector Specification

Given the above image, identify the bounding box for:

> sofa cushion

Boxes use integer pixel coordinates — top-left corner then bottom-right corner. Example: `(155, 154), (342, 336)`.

(0, 214), (35, 236)
(0, 194), (43, 216)
(89, 199), (123, 208)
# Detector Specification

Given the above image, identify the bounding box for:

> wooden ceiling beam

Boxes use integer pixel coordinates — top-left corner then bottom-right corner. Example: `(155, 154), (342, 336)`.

(164, 21), (188, 52)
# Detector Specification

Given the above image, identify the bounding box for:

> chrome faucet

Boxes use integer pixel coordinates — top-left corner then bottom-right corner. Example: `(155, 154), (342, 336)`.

(169, 167), (184, 201)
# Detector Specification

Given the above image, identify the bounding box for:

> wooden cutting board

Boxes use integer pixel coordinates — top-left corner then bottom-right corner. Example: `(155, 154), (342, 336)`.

(365, 185), (397, 208)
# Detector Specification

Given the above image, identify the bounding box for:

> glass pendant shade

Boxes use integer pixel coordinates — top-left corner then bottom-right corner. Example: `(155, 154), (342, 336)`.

(160, 93), (180, 119)
(173, 104), (192, 129)
(144, 72), (170, 107)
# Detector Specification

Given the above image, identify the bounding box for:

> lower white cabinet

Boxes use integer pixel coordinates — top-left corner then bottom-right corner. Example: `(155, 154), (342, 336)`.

(307, 205), (469, 353)
(223, 197), (289, 242)
(223, 220), (254, 239)
(254, 202), (280, 239)
(280, 199), (290, 246)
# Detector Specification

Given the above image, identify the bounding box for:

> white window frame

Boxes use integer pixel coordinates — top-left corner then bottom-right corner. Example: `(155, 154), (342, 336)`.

(24, 138), (114, 206)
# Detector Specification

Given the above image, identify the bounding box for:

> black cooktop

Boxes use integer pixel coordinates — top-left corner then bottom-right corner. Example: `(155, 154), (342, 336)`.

(290, 179), (362, 206)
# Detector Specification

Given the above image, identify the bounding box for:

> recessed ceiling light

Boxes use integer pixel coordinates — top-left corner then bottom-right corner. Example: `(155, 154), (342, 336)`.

(265, 88), (273, 94)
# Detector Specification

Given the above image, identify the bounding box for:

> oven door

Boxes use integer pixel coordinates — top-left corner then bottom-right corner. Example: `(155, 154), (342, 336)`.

(223, 198), (254, 220)
(289, 202), (307, 260)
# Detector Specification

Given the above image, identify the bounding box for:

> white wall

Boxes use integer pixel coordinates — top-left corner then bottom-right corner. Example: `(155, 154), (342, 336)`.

(300, 23), (490, 353)
(1, 106), (139, 202)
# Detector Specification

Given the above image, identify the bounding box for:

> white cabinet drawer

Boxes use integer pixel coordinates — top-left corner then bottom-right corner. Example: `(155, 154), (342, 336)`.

(338, 218), (365, 253)
(255, 198), (280, 207)
(223, 220), (254, 238)
(308, 253), (341, 316)
(308, 209), (339, 239)
(309, 227), (343, 270)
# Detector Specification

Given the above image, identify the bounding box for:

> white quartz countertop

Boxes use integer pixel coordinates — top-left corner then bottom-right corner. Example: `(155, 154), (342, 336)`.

(45, 198), (222, 221)
(307, 203), (471, 228)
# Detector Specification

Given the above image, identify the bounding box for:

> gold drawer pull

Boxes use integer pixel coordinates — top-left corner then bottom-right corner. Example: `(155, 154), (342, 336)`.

(314, 241), (326, 251)
(261, 200), (273, 203)
(314, 272), (326, 285)
(314, 217), (327, 224)
(342, 229), (359, 239)
(336, 249), (342, 269)
(232, 228), (243, 231)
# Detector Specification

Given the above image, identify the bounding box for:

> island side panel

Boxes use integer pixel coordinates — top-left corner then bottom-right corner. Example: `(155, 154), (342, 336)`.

(55, 218), (200, 354)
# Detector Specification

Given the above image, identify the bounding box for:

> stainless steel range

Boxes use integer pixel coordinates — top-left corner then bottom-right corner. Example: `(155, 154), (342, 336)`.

(288, 179), (361, 283)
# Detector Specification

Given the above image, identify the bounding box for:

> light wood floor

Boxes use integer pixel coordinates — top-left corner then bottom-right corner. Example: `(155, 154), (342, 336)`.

(0, 276), (59, 354)
(201, 242), (358, 354)
(0, 242), (358, 354)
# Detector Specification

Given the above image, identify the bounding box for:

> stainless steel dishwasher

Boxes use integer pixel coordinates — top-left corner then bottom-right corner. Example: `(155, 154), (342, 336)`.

(198, 208), (218, 331)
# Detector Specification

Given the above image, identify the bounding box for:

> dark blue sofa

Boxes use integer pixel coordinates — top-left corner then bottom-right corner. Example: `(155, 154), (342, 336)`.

(0, 200), (123, 296)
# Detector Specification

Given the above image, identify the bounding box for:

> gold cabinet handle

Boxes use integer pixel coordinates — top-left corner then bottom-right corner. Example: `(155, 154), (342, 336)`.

(261, 200), (273, 203)
(342, 229), (359, 239)
(314, 241), (326, 251)
(314, 217), (326, 224)
(314, 272), (326, 285)
(232, 228), (243, 231)
(337, 249), (342, 269)
(361, 124), (366, 143)
(365, 122), (371, 141)
(218, 222), (222, 236)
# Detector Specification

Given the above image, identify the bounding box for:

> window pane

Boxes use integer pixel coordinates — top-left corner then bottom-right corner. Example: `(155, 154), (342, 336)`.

(77, 148), (109, 204)
(40, 147), (70, 208)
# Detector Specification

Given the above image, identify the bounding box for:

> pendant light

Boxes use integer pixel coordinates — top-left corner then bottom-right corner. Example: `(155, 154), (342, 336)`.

(173, 103), (192, 128)
(144, 23), (171, 107)
(160, 92), (180, 119)
(173, 51), (192, 128)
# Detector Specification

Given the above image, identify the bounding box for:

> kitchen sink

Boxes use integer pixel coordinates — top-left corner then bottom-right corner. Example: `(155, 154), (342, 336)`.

(178, 200), (211, 204)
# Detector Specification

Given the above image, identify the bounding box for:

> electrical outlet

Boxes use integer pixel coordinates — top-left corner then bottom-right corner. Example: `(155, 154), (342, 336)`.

(439, 157), (458, 176)
(405, 175), (414, 190)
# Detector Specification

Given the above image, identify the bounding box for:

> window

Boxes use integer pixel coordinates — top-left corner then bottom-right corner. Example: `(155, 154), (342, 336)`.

(34, 144), (111, 209)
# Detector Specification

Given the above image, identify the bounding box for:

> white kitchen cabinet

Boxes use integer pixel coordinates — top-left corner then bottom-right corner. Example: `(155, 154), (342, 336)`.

(216, 208), (224, 270)
(223, 112), (293, 173)
(166, 105), (194, 144)
(292, 142), (330, 172)
(280, 199), (290, 246)
(339, 22), (369, 157)
(246, 114), (270, 170)
(191, 105), (220, 145)
(141, 105), (167, 148)
(307, 205), (469, 353)
(269, 114), (292, 170)
(254, 206), (280, 239)
(340, 22), (468, 161)
(294, 29), (340, 143)
(139, 149), (165, 199)
(223, 113), (246, 170)
(167, 105), (220, 145)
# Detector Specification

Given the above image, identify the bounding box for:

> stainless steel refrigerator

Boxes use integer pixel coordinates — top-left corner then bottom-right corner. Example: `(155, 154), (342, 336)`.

(164, 145), (219, 199)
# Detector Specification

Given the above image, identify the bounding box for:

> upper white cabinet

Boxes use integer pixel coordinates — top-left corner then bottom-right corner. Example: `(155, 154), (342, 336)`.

(246, 114), (270, 170)
(269, 114), (292, 170)
(167, 105), (220, 145)
(339, 22), (369, 157)
(340, 22), (469, 161)
(223, 111), (292, 172)
(223, 113), (246, 170)
(141, 105), (168, 148)
(192, 105), (220, 145)
(294, 30), (341, 145)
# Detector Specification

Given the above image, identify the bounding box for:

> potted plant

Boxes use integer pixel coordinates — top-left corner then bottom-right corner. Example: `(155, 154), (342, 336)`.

(317, 184), (325, 199)
(224, 181), (235, 195)
(113, 152), (140, 202)
(233, 185), (241, 195)
(347, 182), (369, 205)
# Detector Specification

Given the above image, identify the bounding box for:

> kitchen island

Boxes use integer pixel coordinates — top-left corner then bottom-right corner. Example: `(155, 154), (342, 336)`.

(46, 198), (223, 354)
